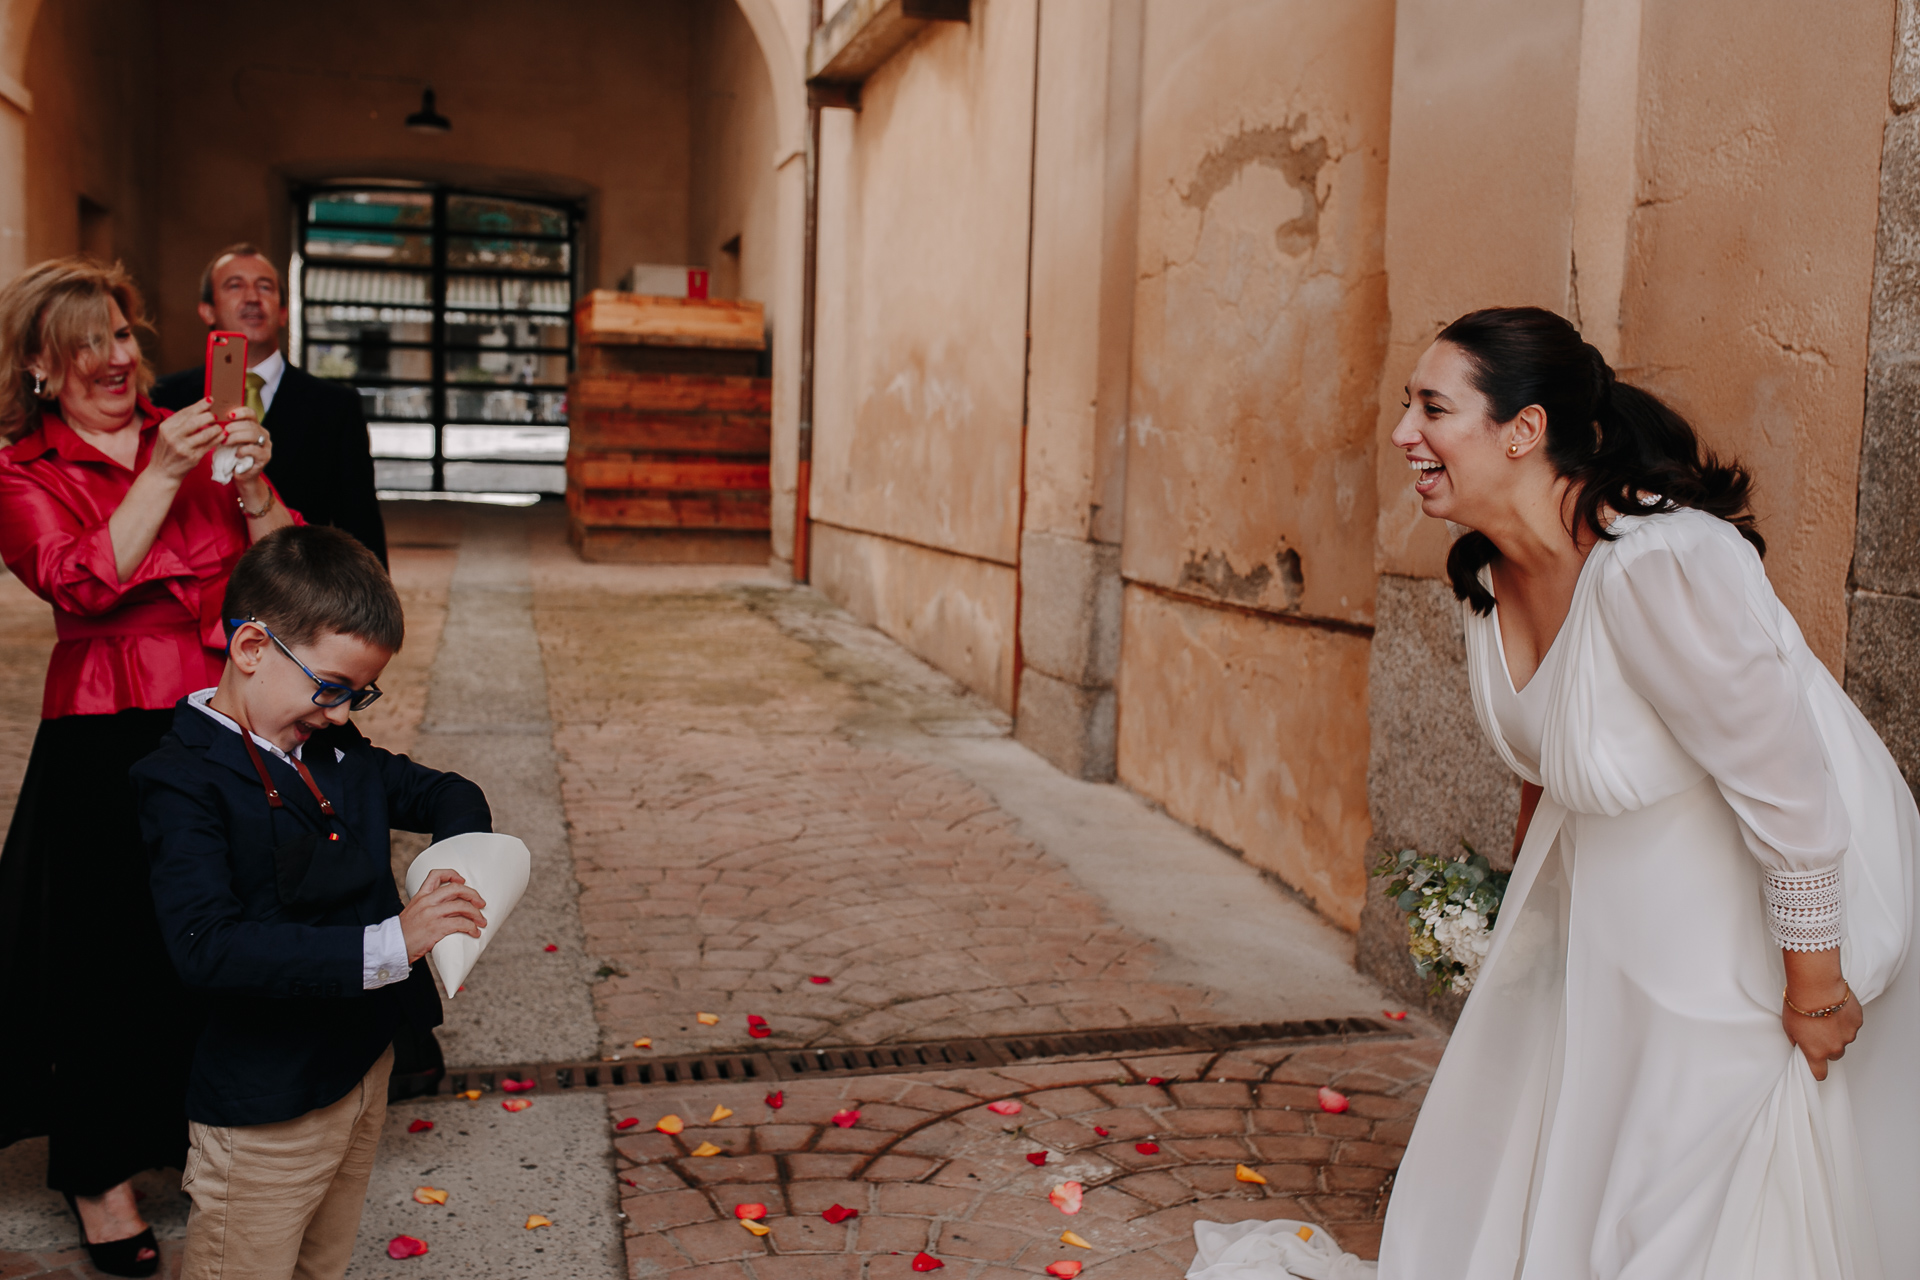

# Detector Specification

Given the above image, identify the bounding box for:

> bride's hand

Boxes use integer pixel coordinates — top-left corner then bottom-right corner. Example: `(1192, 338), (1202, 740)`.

(1782, 984), (1862, 1081)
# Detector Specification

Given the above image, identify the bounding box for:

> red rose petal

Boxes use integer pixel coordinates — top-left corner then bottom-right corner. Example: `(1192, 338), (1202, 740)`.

(615, 1117), (640, 1131)
(1146, 1076), (1166, 1085)
(1383, 1009), (1408, 1020)
(544, 944), (558, 952)
(407, 1119), (433, 1134)
(746, 1015), (768, 1026)
(1092, 1126), (1109, 1137)
(986, 1100), (1023, 1116)
(1135, 1142), (1160, 1155)
(1046, 1264), (1083, 1279)
(1026, 1152), (1048, 1166)
(501, 1078), (536, 1093)
(501, 1098), (532, 1112)
(748, 1026), (771, 1038)
(734, 1203), (768, 1221)
(1317, 1085), (1350, 1114)
(621, 1177), (638, 1188)
(386, 1235), (429, 1260)
(765, 1091), (784, 1109)
(810, 975), (832, 984)
(831, 1108), (860, 1128)
(911, 1253), (945, 1272)
(822, 1203), (858, 1224)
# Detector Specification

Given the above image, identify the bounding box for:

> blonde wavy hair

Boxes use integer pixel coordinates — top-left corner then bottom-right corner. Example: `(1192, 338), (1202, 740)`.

(0, 257), (155, 443)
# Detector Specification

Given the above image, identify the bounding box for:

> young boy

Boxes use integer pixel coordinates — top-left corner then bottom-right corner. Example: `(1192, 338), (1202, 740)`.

(133, 525), (491, 1280)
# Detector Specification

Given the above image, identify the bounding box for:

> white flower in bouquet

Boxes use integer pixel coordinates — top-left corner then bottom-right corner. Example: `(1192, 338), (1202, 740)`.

(1375, 843), (1510, 996)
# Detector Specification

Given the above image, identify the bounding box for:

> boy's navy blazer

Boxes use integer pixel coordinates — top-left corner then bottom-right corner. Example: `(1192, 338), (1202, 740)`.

(133, 699), (491, 1127)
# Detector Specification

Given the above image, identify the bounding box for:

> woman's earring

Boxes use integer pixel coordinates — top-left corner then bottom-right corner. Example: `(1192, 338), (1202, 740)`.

(31, 372), (45, 398)
(1508, 443), (1520, 456)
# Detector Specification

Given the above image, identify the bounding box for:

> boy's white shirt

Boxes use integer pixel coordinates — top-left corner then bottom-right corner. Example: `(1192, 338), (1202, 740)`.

(188, 689), (411, 990)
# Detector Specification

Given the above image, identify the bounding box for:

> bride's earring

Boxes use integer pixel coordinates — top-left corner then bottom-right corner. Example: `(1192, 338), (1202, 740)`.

(31, 372), (45, 398)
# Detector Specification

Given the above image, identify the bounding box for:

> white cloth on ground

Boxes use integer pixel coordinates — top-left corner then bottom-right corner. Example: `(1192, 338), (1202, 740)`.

(1187, 1220), (1376, 1279)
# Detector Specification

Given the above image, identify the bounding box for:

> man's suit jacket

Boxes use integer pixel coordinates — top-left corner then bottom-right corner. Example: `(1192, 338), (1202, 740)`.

(132, 705), (490, 1126)
(151, 360), (388, 567)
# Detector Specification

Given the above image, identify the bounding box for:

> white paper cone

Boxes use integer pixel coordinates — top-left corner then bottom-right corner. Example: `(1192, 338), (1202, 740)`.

(405, 832), (531, 999)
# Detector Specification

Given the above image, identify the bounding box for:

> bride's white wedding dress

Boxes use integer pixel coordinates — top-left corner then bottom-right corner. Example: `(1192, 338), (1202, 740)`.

(1371, 507), (1920, 1278)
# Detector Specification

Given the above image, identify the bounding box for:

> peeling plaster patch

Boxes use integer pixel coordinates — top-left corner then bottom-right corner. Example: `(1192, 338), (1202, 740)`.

(1179, 549), (1271, 602)
(1181, 117), (1331, 257)
(1274, 547), (1304, 608)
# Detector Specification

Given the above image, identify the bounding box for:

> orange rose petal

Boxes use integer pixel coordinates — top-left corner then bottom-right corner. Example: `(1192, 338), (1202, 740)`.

(412, 1186), (448, 1205)
(689, 1141), (723, 1157)
(458, 1090), (481, 1100)
(655, 1115), (684, 1134)
(633, 1038), (652, 1049)
(1061, 1230), (1092, 1248)
(1296, 1225), (1315, 1241)
(525, 1214), (552, 1230)
(696, 1013), (720, 1025)
(1046, 1264), (1083, 1279)
(710, 1105), (734, 1122)
(740, 1219), (771, 1237)
(1317, 1086), (1349, 1114)
(387, 1235), (429, 1259)
(1235, 1164), (1267, 1184)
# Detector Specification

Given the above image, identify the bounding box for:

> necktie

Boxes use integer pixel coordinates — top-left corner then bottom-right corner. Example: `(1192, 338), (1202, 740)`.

(245, 371), (266, 424)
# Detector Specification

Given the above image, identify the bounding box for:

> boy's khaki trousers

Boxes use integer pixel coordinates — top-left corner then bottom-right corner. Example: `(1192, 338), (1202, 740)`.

(179, 1047), (393, 1280)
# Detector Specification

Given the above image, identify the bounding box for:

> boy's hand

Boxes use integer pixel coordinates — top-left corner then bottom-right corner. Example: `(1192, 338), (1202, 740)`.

(401, 869), (488, 963)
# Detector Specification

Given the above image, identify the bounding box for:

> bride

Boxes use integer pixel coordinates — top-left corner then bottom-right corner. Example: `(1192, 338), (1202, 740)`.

(1358, 307), (1920, 1279)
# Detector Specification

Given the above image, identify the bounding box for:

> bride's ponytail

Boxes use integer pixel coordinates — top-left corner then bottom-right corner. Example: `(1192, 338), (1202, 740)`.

(1435, 307), (1762, 615)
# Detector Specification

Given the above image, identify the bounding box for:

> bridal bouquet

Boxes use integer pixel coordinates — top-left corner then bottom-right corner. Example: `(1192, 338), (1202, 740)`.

(1374, 843), (1509, 995)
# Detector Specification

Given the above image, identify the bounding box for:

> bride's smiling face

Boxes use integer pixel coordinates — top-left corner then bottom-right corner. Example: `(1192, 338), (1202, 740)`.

(1390, 340), (1510, 527)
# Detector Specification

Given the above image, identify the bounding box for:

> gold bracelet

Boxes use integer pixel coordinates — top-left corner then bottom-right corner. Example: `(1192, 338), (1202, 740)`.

(237, 486), (277, 519)
(1784, 982), (1852, 1018)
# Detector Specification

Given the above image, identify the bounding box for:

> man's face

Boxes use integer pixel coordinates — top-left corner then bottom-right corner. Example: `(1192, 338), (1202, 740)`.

(197, 254), (287, 359)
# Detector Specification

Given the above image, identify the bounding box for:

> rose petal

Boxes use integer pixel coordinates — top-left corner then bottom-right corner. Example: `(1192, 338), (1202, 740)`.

(615, 1117), (640, 1131)
(501, 1098), (532, 1112)
(690, 1141), (723, 1157)
(1048, 1182), (1083, 1214)
(1061, 1230), (1092, 1249)
(633, 1038), (652, 1049)
(1146, 1077), (1166, 1086)
(621, 1177), (638, 1188)
(407, 1119), (434, 1134)
(386, 1235), (429, 1259)
(1026, 1152), (1048, 1166)
(822, 1203), (858, 1224)
(740, 1219), (771, 1236)
(831, 1109), (860, 1128)
(1235, 1163), (1267, 1184)
(1046, 1263), (1083, 1279)
(697, 1012), (720, 1025)
(1092, 1126), (1109, 1137)
(710, 1105), (734, 1122)
(1382, 1010), (1407, 1021)
(412, 1186), (448, 1205)
(1296, 1226), (1315, 1241)
(543, 944), (558, 952)
(656, 1115), (684, 1134)
(502, 1078), (536, 1093)
(746, 1015), (768, 1027)
(525, 1214), (552, 1229)
(734, 1203), (768, 1221)
(911, 1252), (945, 1272)
(749, 1026), (771, 1038)
(1317, 1086), (1349, 1114)
(1134, 1142), (1159, 1155)
(765, 1091), (784, 1110)
(986, 1100), (1023, 1116)
(457, 1090), (481, 1100)
(810, 975), (832, 984)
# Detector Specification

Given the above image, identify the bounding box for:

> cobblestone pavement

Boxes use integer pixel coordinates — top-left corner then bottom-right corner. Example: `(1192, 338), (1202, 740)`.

(0, 504), (1442, 1278)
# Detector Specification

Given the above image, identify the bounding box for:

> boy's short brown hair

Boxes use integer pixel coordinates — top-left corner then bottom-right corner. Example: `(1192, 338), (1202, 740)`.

(222, 526), (403, 651)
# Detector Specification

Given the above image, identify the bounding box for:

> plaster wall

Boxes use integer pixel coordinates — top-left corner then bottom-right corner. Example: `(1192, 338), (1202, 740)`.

(148, 0), (697, 370)
(0, 0), (43, 283)
(1115, 585), (1373, 931)
(691, 1), (780, 308)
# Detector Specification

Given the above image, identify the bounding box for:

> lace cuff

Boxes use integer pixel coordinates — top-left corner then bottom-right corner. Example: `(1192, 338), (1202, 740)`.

(1763, 866), (1844, 952)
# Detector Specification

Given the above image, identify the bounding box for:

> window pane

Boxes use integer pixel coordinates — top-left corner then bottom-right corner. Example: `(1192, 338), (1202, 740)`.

(304, 267), (432, 305)
(368, 423), (435, 459)
(305, 228), (432, 265)
(375, 459), (434, 490)
(357, 385), (433, 421)
(444, 461), (564, 493)
(446, 276), (571, 312)
(446, 348), (568, 386)
(447, 236), (569, 273)
(447, 195), (567, 237)
(446, 313), (569, 351)
(304, 304), (433, 344)
(308, 190), (432, 228)
(444, 425), (569, 462)
(307, 343), (432, 382)
(448, 387), (567, 424)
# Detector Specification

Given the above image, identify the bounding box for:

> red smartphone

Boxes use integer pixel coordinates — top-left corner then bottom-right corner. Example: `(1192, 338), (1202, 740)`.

(204, 330), (248, 423)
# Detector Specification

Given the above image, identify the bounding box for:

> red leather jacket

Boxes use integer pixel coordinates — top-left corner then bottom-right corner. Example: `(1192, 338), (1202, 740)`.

(0, 400), (299, 718)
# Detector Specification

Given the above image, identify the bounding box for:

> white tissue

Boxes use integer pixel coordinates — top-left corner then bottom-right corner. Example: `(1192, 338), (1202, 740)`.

(404, 832), (531, 999)
(210, 446), (256, 485)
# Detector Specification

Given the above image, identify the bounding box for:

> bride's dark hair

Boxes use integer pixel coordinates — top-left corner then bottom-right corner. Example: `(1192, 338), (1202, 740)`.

(1437, 306), (1762, 615)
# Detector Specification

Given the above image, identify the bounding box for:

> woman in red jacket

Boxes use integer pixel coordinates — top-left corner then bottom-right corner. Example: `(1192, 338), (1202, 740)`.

(0, 258), (293, 1276)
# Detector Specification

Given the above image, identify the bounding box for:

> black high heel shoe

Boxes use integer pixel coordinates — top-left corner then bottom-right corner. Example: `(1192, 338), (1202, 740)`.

(62, 1193), (160, 1278)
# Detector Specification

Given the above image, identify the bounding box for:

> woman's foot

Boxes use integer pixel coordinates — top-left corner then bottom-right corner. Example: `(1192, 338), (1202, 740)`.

(63, 1183), (159, 1277)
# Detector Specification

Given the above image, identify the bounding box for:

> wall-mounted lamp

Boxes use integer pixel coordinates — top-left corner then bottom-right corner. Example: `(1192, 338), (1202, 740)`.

(405, 87), (451, 133)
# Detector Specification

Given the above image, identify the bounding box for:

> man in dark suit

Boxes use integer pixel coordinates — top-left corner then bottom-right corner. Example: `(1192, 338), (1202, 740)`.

(151, 243), (388, 566)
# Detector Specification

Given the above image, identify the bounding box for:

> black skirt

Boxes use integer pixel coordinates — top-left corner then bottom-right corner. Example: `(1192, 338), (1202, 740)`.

(0, 709), (201, 1194)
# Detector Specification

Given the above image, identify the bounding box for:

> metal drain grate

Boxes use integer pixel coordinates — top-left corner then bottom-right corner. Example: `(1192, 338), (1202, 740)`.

(440, 1016), (1402, 1097)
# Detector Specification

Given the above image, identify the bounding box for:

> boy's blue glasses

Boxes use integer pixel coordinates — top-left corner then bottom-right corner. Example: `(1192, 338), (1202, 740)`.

(226, 618), (383, 711)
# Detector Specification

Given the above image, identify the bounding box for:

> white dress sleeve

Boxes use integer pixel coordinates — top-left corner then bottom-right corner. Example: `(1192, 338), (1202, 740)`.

(1597, 522), (1850, 951)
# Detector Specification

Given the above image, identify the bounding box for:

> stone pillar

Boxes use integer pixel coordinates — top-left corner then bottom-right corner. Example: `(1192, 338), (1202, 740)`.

(1014, 0), (1142, 781)
(1849, 0), (1920, 792)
